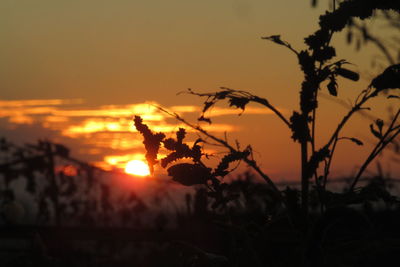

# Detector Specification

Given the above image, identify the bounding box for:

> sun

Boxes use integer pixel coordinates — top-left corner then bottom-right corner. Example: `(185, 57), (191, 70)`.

(125, 160), (150, 176)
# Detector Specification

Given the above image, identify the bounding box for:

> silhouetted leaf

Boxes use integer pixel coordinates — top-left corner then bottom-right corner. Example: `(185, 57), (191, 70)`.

(349, 137), (364, 146)
(215, 91), (229, 99)
(229, 97), (249, 110)
(370, 64), (400, 91)
(198, 115), (212, 124)
(298, 50), (315, 74)
(161, 145), (199, 168)
(304, 29), (330, 50)
(202, 101), (214, 113)
(160, 127), (203, 168)
(327, 76), (338, 96)
(370, 124), (382, 139)
(336, 67), (360, 81)
(163, 138), (176, 150)
(347, 30), (353, 44)
(214, 150), (250, 177)
(306, 146), (330, 179)
(290, 112), (311, 143)
(134, 116), (166, 173)
(167, 163), (211, 186)
(193, 138), (204, 146)
(263, 35), (285, 45)
(176, 128), (186, 144)
(313, 46), (336, 62)
(375, 119), (384, 133)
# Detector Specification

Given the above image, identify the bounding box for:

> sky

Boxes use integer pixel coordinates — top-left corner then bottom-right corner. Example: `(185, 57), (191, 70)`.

(1, 0), (399, 181)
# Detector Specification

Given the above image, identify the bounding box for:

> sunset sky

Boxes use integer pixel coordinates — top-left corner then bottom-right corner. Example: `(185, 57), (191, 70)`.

(1, 0), (398, 180)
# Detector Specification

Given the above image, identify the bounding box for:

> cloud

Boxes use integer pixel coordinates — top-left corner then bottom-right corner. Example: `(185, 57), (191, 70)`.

(0, 99), (83, 107)
(0, 98), (279, 171)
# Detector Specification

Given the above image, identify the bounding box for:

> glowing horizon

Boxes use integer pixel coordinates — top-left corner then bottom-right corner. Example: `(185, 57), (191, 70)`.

(0, 98), (279, 174)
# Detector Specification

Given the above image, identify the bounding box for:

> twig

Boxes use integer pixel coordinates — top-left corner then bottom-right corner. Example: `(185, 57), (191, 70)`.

(186, 88), (291, 128)
(350, 109), (400, 190)
(155, 105), (283, 200)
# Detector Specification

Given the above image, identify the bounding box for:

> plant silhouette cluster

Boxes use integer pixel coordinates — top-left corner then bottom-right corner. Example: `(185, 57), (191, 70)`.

(1, 1), (400, 266)
(134, 115), (252, 209)
(134, 1), (400, 247)
(0, 138), (148, 227)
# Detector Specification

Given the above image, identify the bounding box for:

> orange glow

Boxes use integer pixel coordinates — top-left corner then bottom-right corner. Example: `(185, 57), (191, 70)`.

(55, 165), (78, 176)
(125, 160), (150, 176)
(63, 119), (126, 136)
(0, 99), (82, 107)
(0, 98), (286, 175)
(9, 115), (34, 124)
(104, 153), (155, 169)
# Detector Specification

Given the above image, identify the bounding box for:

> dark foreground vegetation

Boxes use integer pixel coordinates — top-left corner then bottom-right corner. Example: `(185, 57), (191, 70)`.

(1, 0), (400, 266)
(0, 140), (399, 267)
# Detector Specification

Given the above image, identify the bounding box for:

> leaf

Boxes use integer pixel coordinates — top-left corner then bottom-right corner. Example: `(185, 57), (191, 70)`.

(306, 146), (330, 180)
(375, 119), (384, 133)
(336, 67), (360, 81)
(161, 143), (201, 168)
(370, 124), (382, 139)
(298, 50), (315, 74)
(215, 91), (229, 99)
(202, 101), (214, 114)
(214, 150), (250, 177)
(289, 112), (311, 143)
(229, 97), (249, 110)
(370, 64), (400, 92)
(304, 29), (330, 51)
(134, 116), (166, 173)
(349, 137), (364, 146)
(167, 163), (211, 186)
(347, 30), (353, 44)
(176, 128), (186, 144)
(193, 138), (204, 146)
(163, 138), (176, 150)
(262, 35), (286, 45)
(327, 76), (338, 96)
(313, 46), (336, 62)
(198, 115), (212, 124)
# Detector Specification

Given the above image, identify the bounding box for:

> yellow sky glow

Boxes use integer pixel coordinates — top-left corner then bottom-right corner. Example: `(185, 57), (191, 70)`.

(1, 0), (398, 180)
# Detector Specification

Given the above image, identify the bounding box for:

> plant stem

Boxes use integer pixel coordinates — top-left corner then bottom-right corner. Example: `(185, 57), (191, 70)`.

(350, 109), (400, 190)
(323, 136), (339, 190)
(301, 139), (309, 215)
(326, 90), (370, 148)
(186, 89), (291, 128)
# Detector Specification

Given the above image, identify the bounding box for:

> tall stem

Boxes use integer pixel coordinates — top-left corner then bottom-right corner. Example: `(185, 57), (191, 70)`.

(301, 139), (309, 215)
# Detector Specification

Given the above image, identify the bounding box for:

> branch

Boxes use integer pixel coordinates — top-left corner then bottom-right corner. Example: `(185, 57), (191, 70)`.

(261, 35), (299, 56)
(325, 88), (371, 148)
(350, 108), (400, 190)
(155, 105), (283, 199)
(186, 88), (291, 128)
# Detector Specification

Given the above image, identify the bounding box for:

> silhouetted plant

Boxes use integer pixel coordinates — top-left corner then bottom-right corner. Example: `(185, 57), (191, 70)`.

(135, 0), (400, 217)
(0, 138), (151, 227)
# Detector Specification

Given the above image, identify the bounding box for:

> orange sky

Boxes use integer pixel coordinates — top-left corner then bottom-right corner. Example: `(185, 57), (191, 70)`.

(1, 0), (398, 180)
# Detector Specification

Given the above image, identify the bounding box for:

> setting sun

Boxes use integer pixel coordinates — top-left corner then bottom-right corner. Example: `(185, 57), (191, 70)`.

(125, 160), (150, 176)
